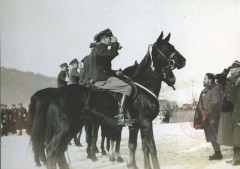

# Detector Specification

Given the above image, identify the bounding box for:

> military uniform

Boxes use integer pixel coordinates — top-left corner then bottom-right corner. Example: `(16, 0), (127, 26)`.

(89, 29), (133, 126)
(79, 55), (91, 85)
(217, 60), (240, 165)
(16, 105), (27, 135)
(10, 106), (17, 134)
(57, 63), (69, 87)
(57, 71), (68, 87)
(89, 42), (131, 96)
(194, 83), (223, 142)
(68, 58), (80, 84)
(1, 107), (9, 136)
(217, 73), (240, 146)
(69, 67), (80, 84)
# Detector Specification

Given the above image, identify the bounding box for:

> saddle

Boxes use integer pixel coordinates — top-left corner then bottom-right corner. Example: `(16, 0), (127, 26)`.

(85, 76), (138, 126)
(87, 76), (138, 100)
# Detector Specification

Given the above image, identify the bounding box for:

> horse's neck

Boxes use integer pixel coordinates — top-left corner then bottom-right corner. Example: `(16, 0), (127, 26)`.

(130, 52), (162, 98)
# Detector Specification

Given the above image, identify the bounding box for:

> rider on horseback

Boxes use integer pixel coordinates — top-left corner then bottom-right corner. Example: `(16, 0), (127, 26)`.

(88, 28), (132, 126)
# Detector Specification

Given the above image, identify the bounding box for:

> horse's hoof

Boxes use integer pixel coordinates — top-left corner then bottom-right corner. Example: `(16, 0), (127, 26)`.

(109, 156), (116, 162)
(95, 147), (99, 153)
(117, 157), (124, 163)
(127, 163), (139, 169)
(75, 142), (83, 147)
(91, 156), (98, 162)
(101, 150), (107, 155)
(35, 163), (41, 167)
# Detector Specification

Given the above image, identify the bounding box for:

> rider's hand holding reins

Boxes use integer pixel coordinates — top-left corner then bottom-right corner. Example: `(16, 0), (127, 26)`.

(116, 70), (123, 77)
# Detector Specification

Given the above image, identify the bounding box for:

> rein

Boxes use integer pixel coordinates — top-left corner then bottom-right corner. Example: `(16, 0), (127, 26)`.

(122, 44), (177, 101)
(122, 75), (158, 100)
(134, 82), (158, 99)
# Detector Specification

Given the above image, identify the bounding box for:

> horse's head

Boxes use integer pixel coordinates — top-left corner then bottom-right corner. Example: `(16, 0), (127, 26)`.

(151, 32), (186, 87)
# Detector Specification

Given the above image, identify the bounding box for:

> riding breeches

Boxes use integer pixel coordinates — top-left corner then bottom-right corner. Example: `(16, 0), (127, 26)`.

(94, 77), (132, 96)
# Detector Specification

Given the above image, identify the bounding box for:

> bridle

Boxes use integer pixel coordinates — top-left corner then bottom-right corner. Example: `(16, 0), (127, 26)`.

(149, 43), (177, 80)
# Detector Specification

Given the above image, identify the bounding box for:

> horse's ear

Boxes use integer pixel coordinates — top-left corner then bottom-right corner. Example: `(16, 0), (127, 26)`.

(164, 33), (171, 42)
(134, 60), (138, 65)
(157, 31), (164, 43)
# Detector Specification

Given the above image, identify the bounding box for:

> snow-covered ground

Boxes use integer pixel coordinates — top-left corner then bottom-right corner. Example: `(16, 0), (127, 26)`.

(1, 123), (238, 169)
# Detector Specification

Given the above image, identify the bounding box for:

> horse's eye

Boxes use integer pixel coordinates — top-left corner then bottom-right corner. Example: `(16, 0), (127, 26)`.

(169, 60), (175, 67)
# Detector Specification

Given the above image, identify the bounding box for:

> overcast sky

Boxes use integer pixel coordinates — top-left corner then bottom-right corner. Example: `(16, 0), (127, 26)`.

(1, 0), (240, 103)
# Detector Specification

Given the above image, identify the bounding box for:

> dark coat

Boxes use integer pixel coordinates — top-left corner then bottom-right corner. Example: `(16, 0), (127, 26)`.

(57, 71), (68, 87)
(1, 109), (9, 124)
(89, 42), (119, 82)
(217, 73), (240, 146)
(79, 55), (91, 85)
(69, 68), (80, 84)
(16, 107), (27, 129)
(194, 84), (223, 142)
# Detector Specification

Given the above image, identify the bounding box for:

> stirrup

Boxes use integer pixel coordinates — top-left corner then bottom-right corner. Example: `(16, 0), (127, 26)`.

(114, 116), (135, 127)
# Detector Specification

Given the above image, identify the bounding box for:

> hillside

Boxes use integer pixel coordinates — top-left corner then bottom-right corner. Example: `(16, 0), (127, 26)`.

(0, 67), (200, 108)
(1, 67), (57, 106)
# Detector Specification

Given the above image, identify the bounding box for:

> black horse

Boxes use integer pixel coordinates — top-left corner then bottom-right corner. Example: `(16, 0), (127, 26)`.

(30, 32), (186, 169)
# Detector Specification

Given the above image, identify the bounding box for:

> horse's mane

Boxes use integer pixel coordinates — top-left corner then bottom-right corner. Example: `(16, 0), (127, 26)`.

(130, 51), (151, 79)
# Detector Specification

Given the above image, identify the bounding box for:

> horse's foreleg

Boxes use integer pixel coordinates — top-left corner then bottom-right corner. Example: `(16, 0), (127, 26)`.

(140, 126), (151, 169)
(88, 124), (98, 162)
(94, 125), (100, 153)
(115, 127), (124, 162)
(142, 123), (160, 169)
(101, 136), (107, 155)
(149, 126), (160, 169)
(128, 127), (139, 169)
(109, 140), (116, 162)
(107, 136), (110, 152)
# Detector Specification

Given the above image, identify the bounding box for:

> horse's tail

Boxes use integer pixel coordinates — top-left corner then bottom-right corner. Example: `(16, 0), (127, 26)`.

(45, 104), (54, 146)
(29, 95), (49, 161)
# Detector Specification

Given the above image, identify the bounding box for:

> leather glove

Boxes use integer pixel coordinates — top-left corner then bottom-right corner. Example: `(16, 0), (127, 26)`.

(110, 36), (118, 43)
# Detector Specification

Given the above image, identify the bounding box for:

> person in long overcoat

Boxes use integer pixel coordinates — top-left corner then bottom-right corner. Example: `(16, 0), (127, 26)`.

(217, 60), (240, 166)
(194, 73), (223, 160)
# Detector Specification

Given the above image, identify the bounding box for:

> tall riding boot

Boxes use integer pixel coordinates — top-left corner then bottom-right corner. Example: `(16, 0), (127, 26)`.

(209, 142), (222, 160)
(209, 151), (223, 160)
(117, 94), (128, 126)
(226, 147), (236, 164)
(232, 147), (240, 166)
